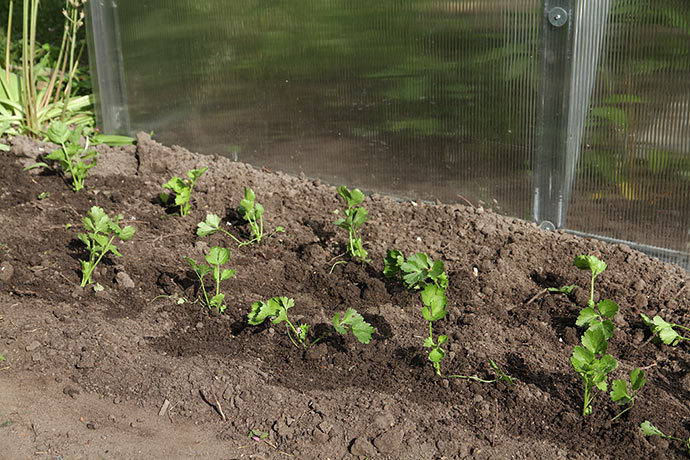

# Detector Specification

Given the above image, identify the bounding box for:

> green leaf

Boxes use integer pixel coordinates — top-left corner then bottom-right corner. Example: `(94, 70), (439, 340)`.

(118, 225), (135, 241)
(428, 346), (445, 364)
(47, 121), (70, 144)
(574, 255), (607, 277)
(187, 167), (209, 183)
(597, 354), (618, 375)
(630, 368), (646, 391)
(423, 337), (435, 348)
(349, 207), (369, 231)
(333, 308), (374, 344)
(210, 293), (226, 313)
(337, 185), (365, 207)
(197, 213), (221, 237)
(640, 421), (665, 437)
(582, 327), (608, 355)
(571, 345), (594, 371)
(610, 379), (632, 404)
(421, 284), (447, 322)
(248, 300), (277, 325)
(206, 246), (230, 266)
(598, 299), (619, 318)
(658, 325), (681, 346)
(437, 335), (448, 346)
(548, 284), (576, 294)
(576, 307), (598, 327)
(383, 249), (405, 278)
(220, 269), (236, 281)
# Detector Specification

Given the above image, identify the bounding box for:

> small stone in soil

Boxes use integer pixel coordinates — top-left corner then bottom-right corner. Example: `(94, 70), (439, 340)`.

(0, 261), (14, 281)
(350, 437), (378, 457)
(25, 340), (41, 351)
(373, 429), (404, 453)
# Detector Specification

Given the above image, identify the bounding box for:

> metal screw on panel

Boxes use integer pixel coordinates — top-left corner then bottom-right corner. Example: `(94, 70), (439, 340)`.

(548, 7), (568, 27)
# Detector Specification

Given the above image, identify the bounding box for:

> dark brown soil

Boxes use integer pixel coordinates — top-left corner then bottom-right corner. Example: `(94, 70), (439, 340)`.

(1, 134), (689, 460)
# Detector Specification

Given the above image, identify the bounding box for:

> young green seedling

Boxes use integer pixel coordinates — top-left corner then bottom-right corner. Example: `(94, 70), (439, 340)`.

(197, 188), (284, 246)
(640, 421), (690, 453)
(334, 185), (369, 263)
(384, 250), (449, 290)
(25, 121), (97, 192)
(161, 167), (209, 216)
(640, 313), (690, 346)
(573, 254), (607, 308)
(248, 297), (373, 349)
(78, 206), (135, 287)
(610, 367), (646, 421)
(571, 327), (619, 416)
(421, 284), (449, 375)
(333, 307), (375, 344)
(184, 246), (236, 313)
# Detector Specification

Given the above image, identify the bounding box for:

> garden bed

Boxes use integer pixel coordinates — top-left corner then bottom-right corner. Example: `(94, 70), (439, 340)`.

(1, 134), (689, 459)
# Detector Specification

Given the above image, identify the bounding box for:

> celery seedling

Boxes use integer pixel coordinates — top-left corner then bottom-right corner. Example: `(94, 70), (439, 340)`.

(571, 327), (618, 416)
(573, 254), (607, 308)
(198, 188), (283, 246)
(334, 186), (369, 262)
(78, 206), (135, 287)
(248, 297), (315, 349)
(161, 167), (209, 216)
(640, 314), (690, 346)
(248, 297), (373, 349)
(333, 307), (374, 344)
(384, 250), (449, 290)
(640, 421), (690, 453)
(25, 121), (97, 192)
(421, 284), (449, 375)
(610, 368), (646, 421)
(184, 246), (236, 313)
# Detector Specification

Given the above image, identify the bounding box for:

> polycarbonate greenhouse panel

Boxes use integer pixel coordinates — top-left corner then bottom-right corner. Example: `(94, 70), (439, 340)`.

(564, 0), (690, 268)
(87, 0), (690, 269)
(100, 0), (541, 218)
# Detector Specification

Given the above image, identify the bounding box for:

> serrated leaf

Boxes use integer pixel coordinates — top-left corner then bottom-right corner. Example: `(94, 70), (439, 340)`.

(248, 300), (278, 325)
(197, 214), (221, 236)
(421, 284), (447, 321)
(658, 325), (681, 346)
(597, 354), (618, 375)
(630, 368), (646, 391)
(429, 260), (444, 279)
(206, 246), (230, 266)
(333, 313), (346, 334)
(576, 307), (598, 327)
(582, 327), (608, 355)
(220, 269), (235, 281)
(423, 337), (435, 348)
(598, 299), (619, 318)
(574, 255), (607, 276)
(428, 347), (445, 364)
(640, 421), (664, 437)
(610, 379), (631, 404)
(188, 167), (208, 183)
(383, 249), (404, 278)
(47, 121), (70, 144)
(571, 345), (594, 371)
(349, 207), (369, 230)
(437, 335), (448, 346)
(118, 225), (135, 240)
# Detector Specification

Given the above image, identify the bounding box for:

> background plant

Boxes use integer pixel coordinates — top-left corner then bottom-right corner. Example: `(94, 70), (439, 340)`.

(0, 0), (93, 139)
(640, 313), (690, 346)
(384, 250), (449, 290)
(24, 120), (96, 191)
(160, 166), (208, 216)
(333, 185), (369, 263)
(184, 246), (235, 313)
(78, 205), (135, 287)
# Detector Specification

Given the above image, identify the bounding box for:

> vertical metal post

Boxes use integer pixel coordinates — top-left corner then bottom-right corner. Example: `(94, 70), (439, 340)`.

(534, 0), (574, 230)
(85, 0), (130, 134)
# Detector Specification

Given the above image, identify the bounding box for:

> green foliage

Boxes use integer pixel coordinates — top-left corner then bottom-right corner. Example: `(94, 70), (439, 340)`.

(78, 206), (135, 287)
(197, 188), (283, 246)
(384, 250), (449, 290)
(570, 327), (618, 416)
(0, 0), (94, 138)
(547, 284), (576, 295)
(640, 313), (690, 346)
(420, 284), (448, 375)
(24, 121), (97, 191)
(576, 298), (619, 341)
(640, 421), (690, 453)
(161, 167), (208, 216)
(333, 307), (374, 344)
(610, 368), (646, 421)
(184, 246), (235, 313)
(249, 297), (373, 350)
(333, 185), (369, 263)
(573, 254), (607, 308)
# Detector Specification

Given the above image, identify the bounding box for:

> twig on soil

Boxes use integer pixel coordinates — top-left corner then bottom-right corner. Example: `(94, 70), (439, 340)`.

(524, 288), (548, 306)
(672, 283), (688, 301)
(639, 361), (658, 370)
(210, 384), (226, 421)
(457, 194), (475, 208)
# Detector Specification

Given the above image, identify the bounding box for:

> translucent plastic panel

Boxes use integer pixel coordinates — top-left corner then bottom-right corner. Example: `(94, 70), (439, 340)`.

(113, 0), (541, 216)
(566, 0), (690, 265)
